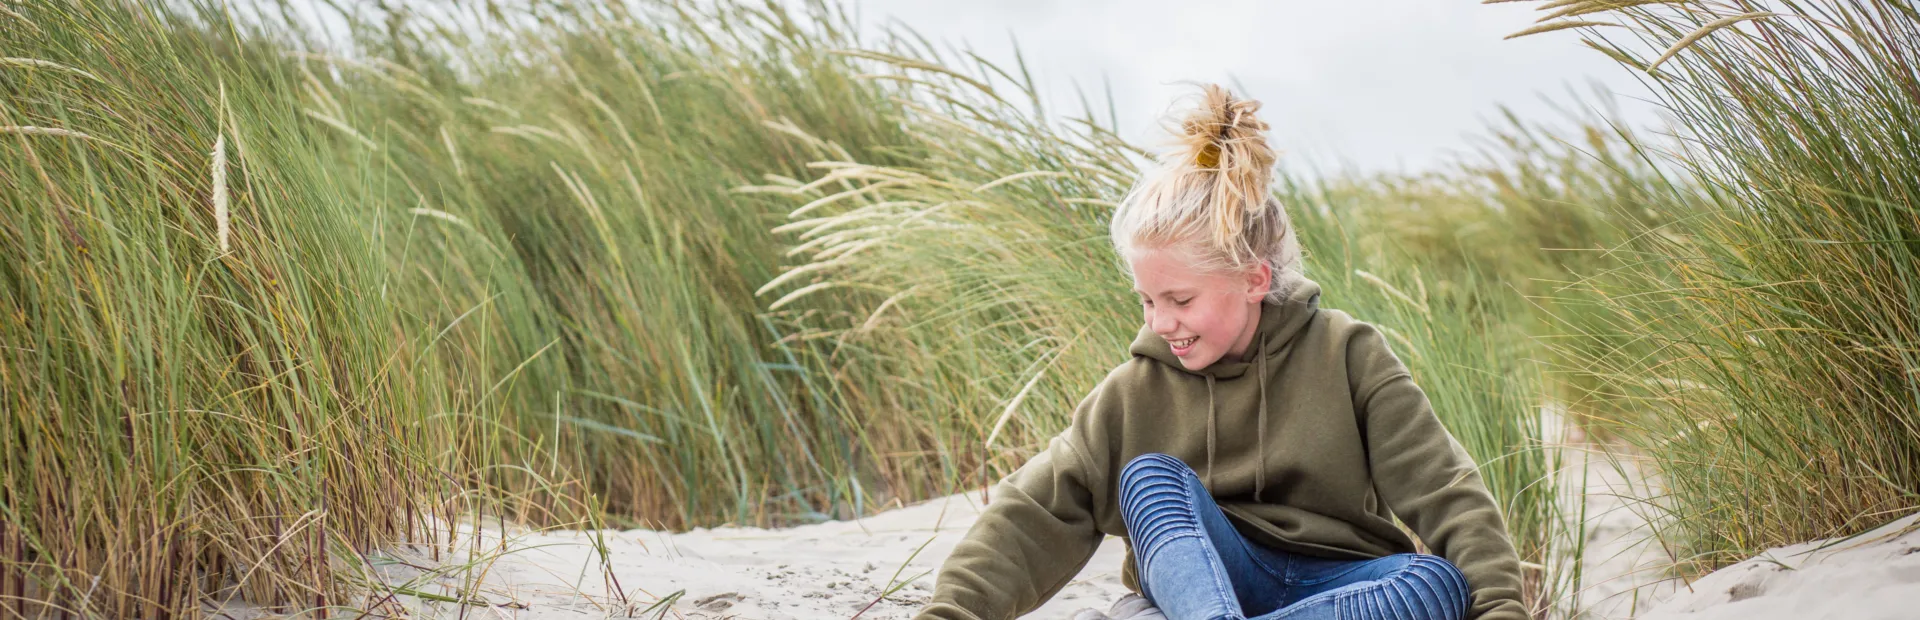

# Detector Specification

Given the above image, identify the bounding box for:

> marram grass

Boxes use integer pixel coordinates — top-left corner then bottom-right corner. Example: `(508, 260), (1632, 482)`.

(1516, 0), (1920, 579)
(0, 0), (910, 614)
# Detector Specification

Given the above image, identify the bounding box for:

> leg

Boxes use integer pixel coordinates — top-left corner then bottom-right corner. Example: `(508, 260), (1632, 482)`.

(1258, 553), (1470, 620)
(1118, 453), (1289, 620)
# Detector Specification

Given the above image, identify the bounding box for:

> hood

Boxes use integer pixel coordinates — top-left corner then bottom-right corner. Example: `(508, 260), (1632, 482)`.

(1124, 277), (1322, 497)
(1129, 278), (1323, 379)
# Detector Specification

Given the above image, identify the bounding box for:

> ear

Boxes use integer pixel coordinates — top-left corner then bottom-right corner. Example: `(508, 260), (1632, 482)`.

(1243, 262), (1272, 303)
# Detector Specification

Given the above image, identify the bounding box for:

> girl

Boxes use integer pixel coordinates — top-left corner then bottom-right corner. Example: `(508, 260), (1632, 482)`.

(914, 85), (1527, 620)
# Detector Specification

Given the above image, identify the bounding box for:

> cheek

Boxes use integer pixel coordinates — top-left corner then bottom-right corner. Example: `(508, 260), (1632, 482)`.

(1199, 298), (1241, 339)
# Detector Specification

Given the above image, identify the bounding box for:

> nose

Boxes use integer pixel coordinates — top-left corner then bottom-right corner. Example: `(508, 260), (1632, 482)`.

(1148, 306), (1177, 336)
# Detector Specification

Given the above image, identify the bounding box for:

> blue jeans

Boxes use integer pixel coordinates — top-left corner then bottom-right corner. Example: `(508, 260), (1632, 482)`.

(1117, 453), (1471, 620)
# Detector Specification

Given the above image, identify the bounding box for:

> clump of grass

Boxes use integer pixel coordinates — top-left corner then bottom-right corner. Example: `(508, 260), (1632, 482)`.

(353, 0), (918, 530)
(1519, 0), (1920, 576)
(0, 0), (911, 614)
(0, 3), (489, 615)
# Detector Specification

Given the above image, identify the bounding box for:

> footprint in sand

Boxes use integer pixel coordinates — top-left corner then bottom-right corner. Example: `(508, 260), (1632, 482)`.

(696, 591), (744, 612)
(1726, 579), (1764, 603)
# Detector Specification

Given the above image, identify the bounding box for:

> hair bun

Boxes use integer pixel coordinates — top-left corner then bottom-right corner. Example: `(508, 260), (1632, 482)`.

(1173, 84), (1277, 255)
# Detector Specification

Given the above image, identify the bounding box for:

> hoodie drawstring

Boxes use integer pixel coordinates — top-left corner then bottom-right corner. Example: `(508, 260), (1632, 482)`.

(1204, 374), (1217, 489)
(1256, 331), (1268, 501)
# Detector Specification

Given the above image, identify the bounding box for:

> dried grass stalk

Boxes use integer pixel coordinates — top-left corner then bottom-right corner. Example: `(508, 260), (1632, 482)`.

(1, 57), (105, 82)
(1504, 19), (1620, 40)
(1647, 12), (1777, 72)
(212, 133), (229, 253)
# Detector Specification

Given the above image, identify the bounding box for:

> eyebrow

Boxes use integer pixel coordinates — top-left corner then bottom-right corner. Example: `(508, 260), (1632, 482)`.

(1132, 288), (1197, 297)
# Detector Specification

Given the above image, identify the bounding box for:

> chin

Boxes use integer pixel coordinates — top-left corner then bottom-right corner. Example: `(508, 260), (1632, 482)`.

(1178, 352), (1218, 371)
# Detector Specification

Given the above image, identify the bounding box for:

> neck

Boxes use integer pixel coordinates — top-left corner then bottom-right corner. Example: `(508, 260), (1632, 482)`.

(1226, 301), (1263, 361)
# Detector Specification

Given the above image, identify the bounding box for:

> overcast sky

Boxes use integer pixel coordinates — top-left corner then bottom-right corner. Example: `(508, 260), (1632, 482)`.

(837, 0), (1663, 174)
(283, 0), (1665, 174)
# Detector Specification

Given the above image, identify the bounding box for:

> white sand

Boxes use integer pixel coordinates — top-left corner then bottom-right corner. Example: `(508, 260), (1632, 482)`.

(211, 414), (1920, 619)
(1628, 510), (1920, 620)
(216, 492), (1130, 619)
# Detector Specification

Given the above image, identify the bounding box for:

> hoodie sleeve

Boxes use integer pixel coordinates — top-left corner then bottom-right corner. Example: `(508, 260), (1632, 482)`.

(1348, 325), (1529, 620)
(915, 379), (1119, 620)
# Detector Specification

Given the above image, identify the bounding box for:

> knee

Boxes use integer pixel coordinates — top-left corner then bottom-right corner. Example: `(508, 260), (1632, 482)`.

(1119, 453), (1190, 489)
(1116, 453), (1195, 515)
(1394, 554), (1471, 615)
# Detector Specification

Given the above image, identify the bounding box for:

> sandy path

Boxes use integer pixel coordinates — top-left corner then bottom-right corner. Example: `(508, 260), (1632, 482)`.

(1549, 411), (1683, 620)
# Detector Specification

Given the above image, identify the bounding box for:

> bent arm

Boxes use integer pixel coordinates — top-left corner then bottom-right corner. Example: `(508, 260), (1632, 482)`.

(919, 379), (1122, 620)
(917, 441), (1105, 620)
(1352, 326), (1529, 620)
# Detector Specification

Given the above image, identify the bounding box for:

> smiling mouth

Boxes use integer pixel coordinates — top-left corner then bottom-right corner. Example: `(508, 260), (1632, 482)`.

(1169, 336), (1198, 349)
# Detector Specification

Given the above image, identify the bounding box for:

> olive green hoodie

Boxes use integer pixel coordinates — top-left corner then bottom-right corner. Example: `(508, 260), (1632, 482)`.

(916, 279), (1526, 620)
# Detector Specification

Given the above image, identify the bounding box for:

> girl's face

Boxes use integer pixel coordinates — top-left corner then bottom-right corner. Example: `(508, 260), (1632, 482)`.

(1127, 246), (1270, 371)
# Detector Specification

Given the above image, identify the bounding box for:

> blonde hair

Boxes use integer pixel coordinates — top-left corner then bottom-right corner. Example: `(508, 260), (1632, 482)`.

(1110, 83), (1304, 303)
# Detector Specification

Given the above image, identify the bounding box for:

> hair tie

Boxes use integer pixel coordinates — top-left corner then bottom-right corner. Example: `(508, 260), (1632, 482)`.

(1195, 118), (1232, 168)
(1195, 143), (1220, 168)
